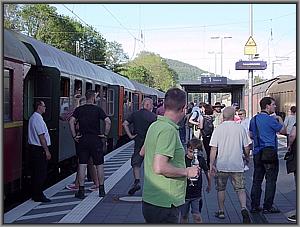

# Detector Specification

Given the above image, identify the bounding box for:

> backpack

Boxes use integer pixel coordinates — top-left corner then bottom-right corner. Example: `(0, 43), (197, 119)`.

(201, 115), (214, 137)
(188, 110), (200, 128)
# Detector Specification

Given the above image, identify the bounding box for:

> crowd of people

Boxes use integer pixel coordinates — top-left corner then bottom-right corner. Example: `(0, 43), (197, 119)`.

(28, 87), (296, 223)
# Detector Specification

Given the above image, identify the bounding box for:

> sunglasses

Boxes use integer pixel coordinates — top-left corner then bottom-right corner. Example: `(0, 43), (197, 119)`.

(238, 113), (244, 115)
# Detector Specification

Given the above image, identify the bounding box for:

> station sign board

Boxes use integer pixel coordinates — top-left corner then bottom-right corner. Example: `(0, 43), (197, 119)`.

(201, 76), (227, 84)
(235, 61), (267, 70)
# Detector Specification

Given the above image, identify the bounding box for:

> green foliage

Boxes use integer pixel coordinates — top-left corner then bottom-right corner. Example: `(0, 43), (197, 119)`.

(254, 75), (266, 84)
(106, 41), (129, 71)
(4, 4), (22, 30)
(4, 3), (125, 67)
(124, 51), (176, 91)
(165, 59), (209, 81)
(119, 65), (154, 86)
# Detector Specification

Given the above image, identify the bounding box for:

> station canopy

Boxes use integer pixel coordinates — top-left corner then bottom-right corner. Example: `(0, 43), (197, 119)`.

(180, 76), (246, 93)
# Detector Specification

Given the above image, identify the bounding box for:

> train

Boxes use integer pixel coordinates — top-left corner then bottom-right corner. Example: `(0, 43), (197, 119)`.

(244, 75), (296, 119)
(3, 29), (164, 200)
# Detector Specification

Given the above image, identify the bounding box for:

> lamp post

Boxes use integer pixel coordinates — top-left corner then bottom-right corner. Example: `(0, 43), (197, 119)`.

(211, 36), (232, 76)
(208, 51), (221, 76)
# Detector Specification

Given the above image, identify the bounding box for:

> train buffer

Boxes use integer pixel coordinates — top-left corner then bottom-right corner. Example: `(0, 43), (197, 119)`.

(4, 136), (295, 224)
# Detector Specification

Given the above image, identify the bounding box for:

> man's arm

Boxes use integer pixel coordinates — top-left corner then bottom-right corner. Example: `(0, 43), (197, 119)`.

(243, 145), (250, 157)
(209, 146), (218, 175)
(275, 115), (287, 135)
(38, 134), (51, 160)
(288, 126), (296, 150)
(153, 154), (198, 178)
(69, 116), (78, 139)
(139, 145), (145, 157)
(122, 120), (136, 139)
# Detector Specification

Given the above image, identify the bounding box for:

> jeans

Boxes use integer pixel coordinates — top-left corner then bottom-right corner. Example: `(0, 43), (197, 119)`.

(250, 152), (279, 209)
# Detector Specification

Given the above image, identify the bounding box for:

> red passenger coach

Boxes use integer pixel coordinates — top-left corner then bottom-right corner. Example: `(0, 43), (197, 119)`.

(3, 30), (36, 195)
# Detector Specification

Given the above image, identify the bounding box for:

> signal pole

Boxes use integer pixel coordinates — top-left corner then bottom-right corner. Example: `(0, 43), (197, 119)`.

(248, 4), (254, 118)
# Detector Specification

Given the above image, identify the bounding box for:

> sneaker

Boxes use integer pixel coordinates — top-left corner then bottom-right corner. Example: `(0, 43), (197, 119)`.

(287, 214), (296, 222)
(262, 207), (280, 214)
(250, 207), (263, 213)
(244, 165), (250, 171)
(99, 185), (106, 197)
(215, 210), (225, 219)
(75, 190), (85, 199)
(66, 183), (79, 191)
(128, 183), (141, 195)
(88, 185), (99, 192)
(241, 209), (251, 223)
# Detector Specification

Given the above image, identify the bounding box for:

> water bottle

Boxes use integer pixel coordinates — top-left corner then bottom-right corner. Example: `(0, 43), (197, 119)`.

(189, 149), (199, 185)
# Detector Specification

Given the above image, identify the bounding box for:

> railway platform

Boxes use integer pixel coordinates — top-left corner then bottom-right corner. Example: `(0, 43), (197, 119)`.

(4, 136), (296, 224)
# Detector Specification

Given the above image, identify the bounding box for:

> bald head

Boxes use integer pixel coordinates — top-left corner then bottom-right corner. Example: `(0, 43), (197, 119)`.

(222, 106), (235, 121)
(142, 98), (153, 111)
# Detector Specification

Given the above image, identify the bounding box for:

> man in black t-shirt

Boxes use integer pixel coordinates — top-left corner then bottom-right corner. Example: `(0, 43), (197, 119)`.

(123, 98), (157, 195)
(69, 90), (111, 199)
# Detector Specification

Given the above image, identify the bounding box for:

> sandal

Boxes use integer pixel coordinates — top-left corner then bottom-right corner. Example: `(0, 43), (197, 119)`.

(215, 210), (225, 219)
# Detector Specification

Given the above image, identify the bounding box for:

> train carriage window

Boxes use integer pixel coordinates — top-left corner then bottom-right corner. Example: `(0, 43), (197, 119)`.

(95, 84), (101, 94)
(86, 82), (92, 91)
(60, 77), (70, 119)
(4, 69), (12, 122)
(107, 89), (114, 116)
(74, 80), (82, 97)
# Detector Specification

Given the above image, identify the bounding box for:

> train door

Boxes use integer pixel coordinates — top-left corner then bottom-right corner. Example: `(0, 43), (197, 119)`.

(23, 66), (60, 178)
(107, 85), (123, 150)
(132, 93), (140, 111)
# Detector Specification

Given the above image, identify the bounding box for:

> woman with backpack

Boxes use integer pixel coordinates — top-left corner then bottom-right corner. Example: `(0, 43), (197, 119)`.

(201, 104), (214, 168)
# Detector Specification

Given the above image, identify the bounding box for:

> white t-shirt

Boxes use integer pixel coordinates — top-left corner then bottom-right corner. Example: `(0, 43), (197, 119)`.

(190, 107), (203, 122)
(284, 115), (296, 134)
(240, 117), (251, 133)
(209, 121), (252, 172)
(28, 112), (51, 146)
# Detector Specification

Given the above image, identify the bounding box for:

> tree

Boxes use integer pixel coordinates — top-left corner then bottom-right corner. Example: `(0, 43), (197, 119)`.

(120, 65), (154, 86)
(254, 75), (266, 84)
(106, 41), (129, 71)
(4, 4), (22, 30)
(19, 4), (58, 38)
(125, 51), (176, 91)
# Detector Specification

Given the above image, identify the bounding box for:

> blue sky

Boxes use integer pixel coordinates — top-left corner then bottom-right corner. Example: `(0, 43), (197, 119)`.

(52, 3), (296, 80)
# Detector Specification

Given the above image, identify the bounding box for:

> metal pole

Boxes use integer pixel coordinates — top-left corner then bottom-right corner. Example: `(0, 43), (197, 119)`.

(221, 38), (223, 76)
(214, 52), (217, 76)
(248, 4), (254, 118)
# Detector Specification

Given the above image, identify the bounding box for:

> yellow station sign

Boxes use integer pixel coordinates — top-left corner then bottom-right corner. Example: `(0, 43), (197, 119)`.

(244, 36), (257, 55)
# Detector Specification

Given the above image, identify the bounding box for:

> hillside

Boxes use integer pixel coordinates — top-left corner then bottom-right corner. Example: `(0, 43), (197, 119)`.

(164, 58), (211, 82)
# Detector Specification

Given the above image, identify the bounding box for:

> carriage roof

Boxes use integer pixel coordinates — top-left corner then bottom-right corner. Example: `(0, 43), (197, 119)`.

(10, 30), (135, 90)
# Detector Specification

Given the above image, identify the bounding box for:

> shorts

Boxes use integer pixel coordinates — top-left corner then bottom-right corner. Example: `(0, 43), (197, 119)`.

(131, 148), (144, 167)
(77, 135), (104, 165)
(215, 171), (245, 192)
(180, 197), (202, 217)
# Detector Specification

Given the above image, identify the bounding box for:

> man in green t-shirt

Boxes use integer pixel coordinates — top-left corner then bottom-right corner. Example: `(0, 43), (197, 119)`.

(140, 88), (200, 224)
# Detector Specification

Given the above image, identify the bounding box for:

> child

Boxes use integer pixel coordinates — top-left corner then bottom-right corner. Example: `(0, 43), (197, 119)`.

(180, 138), (211, 223)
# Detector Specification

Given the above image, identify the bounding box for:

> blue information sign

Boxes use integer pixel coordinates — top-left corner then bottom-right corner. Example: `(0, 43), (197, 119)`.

(201, 77), (227, 84)
(235, 61), (267, 70)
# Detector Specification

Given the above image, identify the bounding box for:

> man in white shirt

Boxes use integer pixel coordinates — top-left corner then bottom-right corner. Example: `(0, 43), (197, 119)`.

(28, 100), (52, 202)
(209, 107), (252, 223)
(188, 104), (204, 139)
